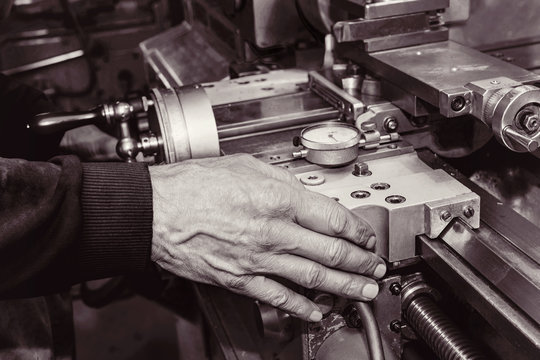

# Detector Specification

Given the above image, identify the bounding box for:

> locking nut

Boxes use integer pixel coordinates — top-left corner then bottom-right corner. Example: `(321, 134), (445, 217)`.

(522, 113), (540, 133)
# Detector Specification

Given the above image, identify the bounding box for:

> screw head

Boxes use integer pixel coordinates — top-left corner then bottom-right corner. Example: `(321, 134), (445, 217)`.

(390, 320), (402, 333)
(300, 174), (325, 186)
(451, 96), (466, 112)
(384, 117), (398, 132)
(351, 190), (371, 199)
(440, 210), (452, 222)
(389, 282), (402, 295)
(463, 206), (475, 218)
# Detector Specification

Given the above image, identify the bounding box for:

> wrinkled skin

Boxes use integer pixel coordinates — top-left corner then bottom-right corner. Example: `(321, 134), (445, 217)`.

(150, 154), (386, 322)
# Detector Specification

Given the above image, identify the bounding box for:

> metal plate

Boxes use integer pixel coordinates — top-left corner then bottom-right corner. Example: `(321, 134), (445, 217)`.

(292, 152), (480, 261)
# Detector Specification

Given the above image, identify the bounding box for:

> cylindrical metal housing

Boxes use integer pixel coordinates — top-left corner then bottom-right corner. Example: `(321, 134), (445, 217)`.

(150, 85), (220, 163)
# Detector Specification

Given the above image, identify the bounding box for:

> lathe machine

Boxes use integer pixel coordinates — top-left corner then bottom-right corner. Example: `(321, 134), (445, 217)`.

(22, 0), (540, 359)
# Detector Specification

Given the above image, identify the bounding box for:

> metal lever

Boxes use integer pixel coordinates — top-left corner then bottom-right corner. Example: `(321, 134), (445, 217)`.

(503, 126), (539, 152)
(30, 97), (154, 162)
(31, 108), (105, 135)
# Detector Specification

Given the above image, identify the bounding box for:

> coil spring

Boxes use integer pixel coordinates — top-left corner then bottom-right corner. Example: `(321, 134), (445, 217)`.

(405, 296), (486, 360)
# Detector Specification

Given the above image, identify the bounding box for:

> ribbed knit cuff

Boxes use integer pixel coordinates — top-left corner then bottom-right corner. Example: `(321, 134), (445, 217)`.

(79, 162), (153, 279)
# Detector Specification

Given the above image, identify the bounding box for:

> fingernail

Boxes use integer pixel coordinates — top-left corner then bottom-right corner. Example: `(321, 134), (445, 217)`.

(309, 310), (323, 322)
(374, 263), (386, 278)
(362, 283), (379, 299)
(366, 235), (376, 249)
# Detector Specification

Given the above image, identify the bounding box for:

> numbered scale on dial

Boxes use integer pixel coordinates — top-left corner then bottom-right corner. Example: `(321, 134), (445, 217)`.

(298, 122), (361, 166)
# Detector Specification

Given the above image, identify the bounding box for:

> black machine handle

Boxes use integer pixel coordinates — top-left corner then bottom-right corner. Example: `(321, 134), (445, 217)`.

(31, 108), (104, 135)
(29, 97), (150, 135)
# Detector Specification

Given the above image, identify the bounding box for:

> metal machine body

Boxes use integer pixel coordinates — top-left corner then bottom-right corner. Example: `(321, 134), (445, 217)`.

(26, 1), (540, 359)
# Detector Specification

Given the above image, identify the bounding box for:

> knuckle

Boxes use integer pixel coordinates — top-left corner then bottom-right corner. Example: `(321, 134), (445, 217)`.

(262, 181), (294, 213)
(341, 277), (364, 298)
(354, 219), (374, 245)
(257, 221), (281, 252)
(340, 277), (356, 296)
(246, 251), (260, 268)
(223, 275), (251, 291)
(356, 224), (369, 243)
(327, 204), (349, 236)
(326, 240), (349, 268)
(304, 264), (327, 289)
(269, 291), (290, 309)
(358, 253), (379, 274)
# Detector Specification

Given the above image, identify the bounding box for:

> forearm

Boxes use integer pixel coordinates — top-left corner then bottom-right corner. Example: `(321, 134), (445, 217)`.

(0, 156), (153, 298)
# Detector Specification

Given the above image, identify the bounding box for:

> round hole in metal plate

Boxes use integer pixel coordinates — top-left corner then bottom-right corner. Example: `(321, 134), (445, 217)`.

(385, 195), (406, 204)
(351, 190), (371, 199)
(371, 182), (390, 190)
(238, 81), (250, 85)
(262, 87), (274, 91)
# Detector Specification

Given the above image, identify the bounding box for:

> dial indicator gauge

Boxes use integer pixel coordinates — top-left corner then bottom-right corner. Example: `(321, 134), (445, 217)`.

(299, 122), (361, 166)
(301, 123), (360, 150)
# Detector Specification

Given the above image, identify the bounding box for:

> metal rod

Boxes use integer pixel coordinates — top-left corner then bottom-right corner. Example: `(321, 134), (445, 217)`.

(405, 295), (485, 360)
(352, 302), (385, 360)
(2, 50), (84, 76)
(216, 109), (339, 139)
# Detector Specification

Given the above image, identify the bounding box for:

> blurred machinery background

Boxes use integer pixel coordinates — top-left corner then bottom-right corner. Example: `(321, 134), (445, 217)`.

(2, 1), (540, 359)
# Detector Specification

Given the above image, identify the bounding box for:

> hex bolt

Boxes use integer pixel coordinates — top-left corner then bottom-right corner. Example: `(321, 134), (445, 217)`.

(352, 162), (372, 176)
(463, 206), (475, 218)
(450, 96), (466, 112)
(384, 116), (398, 132)
(521, 113), (540, 133)
(390, 320), (403, 333)
(389, 282), (402, 296)
(440, 210), (452, 222)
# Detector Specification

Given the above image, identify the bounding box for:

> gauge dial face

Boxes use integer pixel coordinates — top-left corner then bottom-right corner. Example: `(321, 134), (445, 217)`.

(302, 124), (359, 146)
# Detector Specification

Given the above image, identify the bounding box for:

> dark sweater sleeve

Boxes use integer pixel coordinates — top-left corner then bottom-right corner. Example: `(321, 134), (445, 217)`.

(0, 156), (153, 298)
(0, 74), (153, 298)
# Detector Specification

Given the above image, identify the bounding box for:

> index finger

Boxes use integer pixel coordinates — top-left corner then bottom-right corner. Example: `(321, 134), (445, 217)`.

(291, 190), (376, 249)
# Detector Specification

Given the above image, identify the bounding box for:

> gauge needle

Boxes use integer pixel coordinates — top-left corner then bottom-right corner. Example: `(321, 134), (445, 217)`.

(328, 134), (338, 142)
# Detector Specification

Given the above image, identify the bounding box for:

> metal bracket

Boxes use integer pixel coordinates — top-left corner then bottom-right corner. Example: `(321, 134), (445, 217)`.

(424, 192), (480, 239)
(309, 71), (365, 122)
